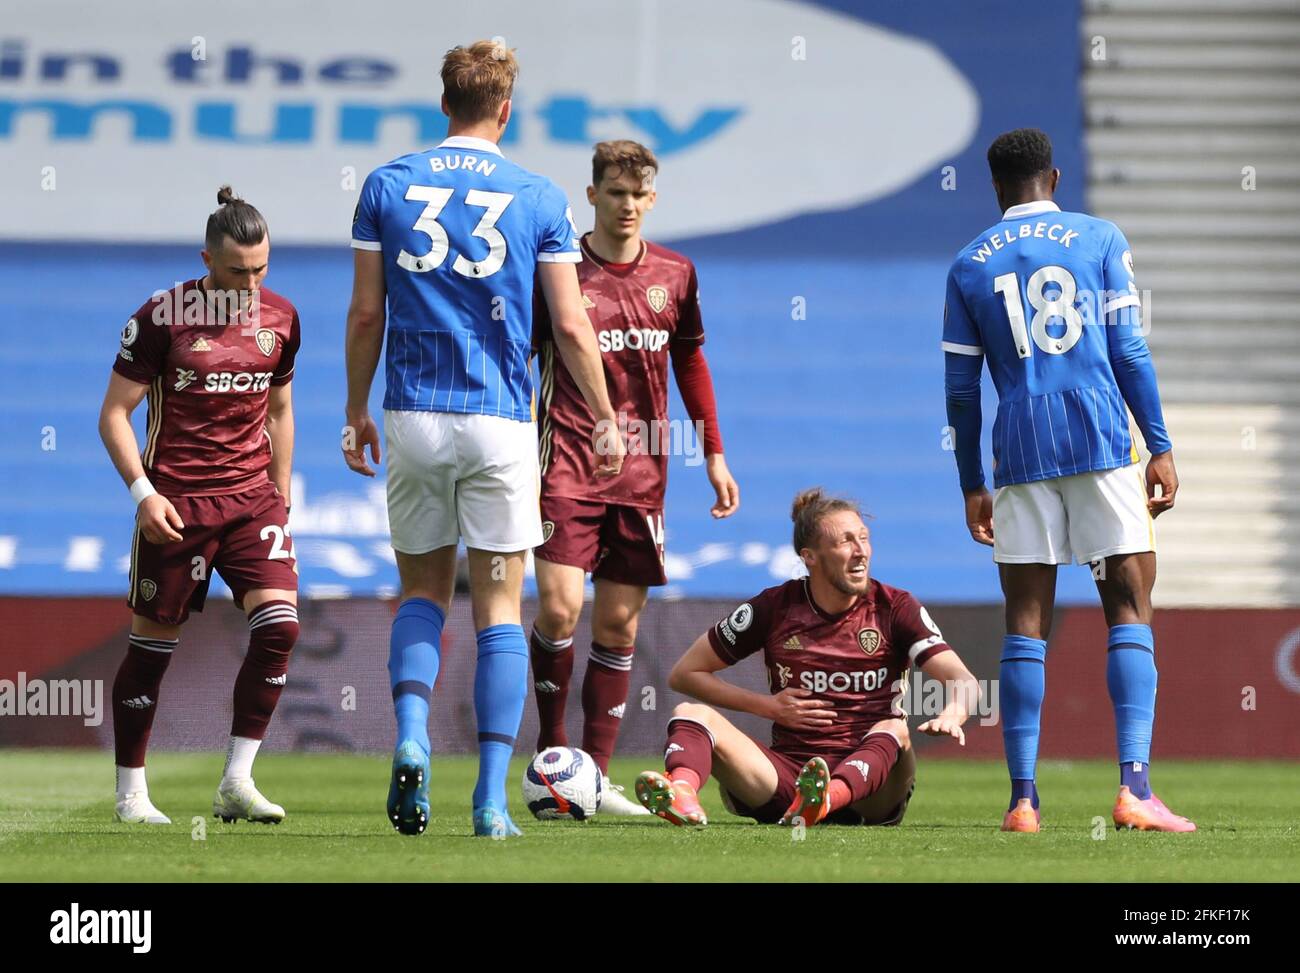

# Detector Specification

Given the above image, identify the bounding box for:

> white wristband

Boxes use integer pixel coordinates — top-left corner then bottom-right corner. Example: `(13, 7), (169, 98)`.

(129, 476), (157, 505)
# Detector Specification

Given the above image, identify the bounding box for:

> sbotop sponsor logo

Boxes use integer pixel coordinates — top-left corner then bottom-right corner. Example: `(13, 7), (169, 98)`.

(0, 672), (103, 726)
(597, 327), (671, 354)
(49, 904), (151, 953)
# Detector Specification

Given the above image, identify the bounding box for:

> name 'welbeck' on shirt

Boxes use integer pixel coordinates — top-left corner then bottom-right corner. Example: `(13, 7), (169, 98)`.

(968, 220), (1081, 263)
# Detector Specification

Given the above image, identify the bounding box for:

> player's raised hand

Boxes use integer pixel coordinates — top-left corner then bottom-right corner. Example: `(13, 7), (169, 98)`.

(769, 688), (836, 730)
(1146, 450), (1178, 518)
(964, 486), (994, 546)
(705, 453), (739, 519)
(917, 715), (966, 746)
(342, 413), (382, 477)
(592, 417), (626, 478)
(137, 493), (184, 544)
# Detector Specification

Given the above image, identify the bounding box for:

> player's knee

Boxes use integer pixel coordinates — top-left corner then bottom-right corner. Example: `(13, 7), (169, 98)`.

(536, 593), (581, 639)
(593, 615), (637, 648)
(872, 717), (910, 751)
(672, 701), (716, 727)
(131, 614), (181, 641)
(247, 601), (299, 661)
(1100, 576), (1151, 624)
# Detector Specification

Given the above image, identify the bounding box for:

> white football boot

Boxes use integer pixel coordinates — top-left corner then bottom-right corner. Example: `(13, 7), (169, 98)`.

(115, 792), (172, 825)
(599, 776), (652, 816)
(213, 778), (286, 824)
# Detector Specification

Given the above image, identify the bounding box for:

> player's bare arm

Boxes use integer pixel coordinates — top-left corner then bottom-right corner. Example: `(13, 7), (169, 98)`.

(536, 260), (624, 477)
(915, 648), (980, 746)
(668, 632), (835, 730)
(266, 381), (294, 506)
(98, 371), (184, 544)
(343, 248), (385, 477)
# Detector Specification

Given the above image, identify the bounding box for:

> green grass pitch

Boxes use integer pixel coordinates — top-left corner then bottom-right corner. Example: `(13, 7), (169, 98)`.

(1, 750), (1296, 882)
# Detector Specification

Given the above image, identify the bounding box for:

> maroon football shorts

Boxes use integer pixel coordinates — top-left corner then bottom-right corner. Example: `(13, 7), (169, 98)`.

(127, 479), (298, 625)
(535, 494), (667, 587)
(719, 738), (917, 826)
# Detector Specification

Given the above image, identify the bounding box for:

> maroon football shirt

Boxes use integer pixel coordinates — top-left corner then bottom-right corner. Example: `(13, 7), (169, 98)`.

(112, 279), (300, 496)
(707, 578), (952, 761)
(534, 233), (704, 508)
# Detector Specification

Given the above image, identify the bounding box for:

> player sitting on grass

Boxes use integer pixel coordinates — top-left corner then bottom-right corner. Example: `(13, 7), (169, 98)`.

(635, 488), (978, 827)
(99, 187), (301, 826)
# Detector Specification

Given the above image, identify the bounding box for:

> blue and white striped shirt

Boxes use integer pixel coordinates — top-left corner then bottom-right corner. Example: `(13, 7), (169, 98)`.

(943, 201), (1171, 490)
(352, 135), (581, 420)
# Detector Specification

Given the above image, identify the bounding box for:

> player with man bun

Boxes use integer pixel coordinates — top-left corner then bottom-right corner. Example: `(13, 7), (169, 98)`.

(635, 488), (977, 828)
(99, 186), (302, 826)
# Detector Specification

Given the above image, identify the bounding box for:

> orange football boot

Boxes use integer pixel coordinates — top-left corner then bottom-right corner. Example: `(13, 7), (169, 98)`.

(1001, 797), (1040, 832)
(1113, 786), (1196, 832)
(635, 771), (707, 827)
(779, 756), (833, 826)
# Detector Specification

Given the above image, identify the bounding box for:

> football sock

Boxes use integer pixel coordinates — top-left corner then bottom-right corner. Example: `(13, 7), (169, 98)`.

(472, 624), (528, 810)
(112, 634), (177, 769)
(830, 731), (901, 808)
(1121, 761), (1151, 800)
(221, 736), (261, 782)
(1010, 778), (1037, 808)
(581, 641), (635, 775)
(529, 626), (574, 750)
(664, 716), (714, 788)
(1107, 623), (1157, 799)
(388, 598), (444, 756)
(1001, 634), (1047, 811)
(115, 765), (149, 801)
(828, 779), (851, 808)
(671, 768), (702, 792)
(231, 600), (298, 739)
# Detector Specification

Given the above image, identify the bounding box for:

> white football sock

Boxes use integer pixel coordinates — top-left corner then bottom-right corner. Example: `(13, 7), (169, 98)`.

(221, 736), (262, 782)
(116, 765), (147, 799)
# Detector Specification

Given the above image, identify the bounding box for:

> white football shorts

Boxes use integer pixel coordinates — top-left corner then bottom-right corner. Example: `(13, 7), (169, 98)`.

(992, 464), (1154, 565)
(384, 410), (542, 555)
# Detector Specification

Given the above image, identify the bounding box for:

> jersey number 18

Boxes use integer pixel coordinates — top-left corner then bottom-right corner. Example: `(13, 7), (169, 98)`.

(993, 265), (1084, 359)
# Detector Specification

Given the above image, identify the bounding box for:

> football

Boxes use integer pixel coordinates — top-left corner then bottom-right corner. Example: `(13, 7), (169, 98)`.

(522, 747), (603, 820)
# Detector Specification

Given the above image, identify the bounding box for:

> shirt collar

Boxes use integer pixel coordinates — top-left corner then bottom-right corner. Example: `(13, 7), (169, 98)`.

(801, 577), (871, 621)
(1001, 200), (1060, 220)
(436, 135), (503, 157)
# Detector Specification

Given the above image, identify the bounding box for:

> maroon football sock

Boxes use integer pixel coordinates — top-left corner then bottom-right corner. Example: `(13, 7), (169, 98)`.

(664, 716), (715, 788)
(530, 627), (575, 750)
(231, 600), (298, 740)
(112, 634), (177, 767)
(830, 732), (902, 807)
(581, 642), (635, 774)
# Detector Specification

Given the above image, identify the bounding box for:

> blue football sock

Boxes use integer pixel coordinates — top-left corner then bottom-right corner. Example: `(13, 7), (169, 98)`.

(1001, 634), (1047, 811)
(472, 624), (528, 810)
(1107, 623), (1157, 799)
(1010, 779), (1035, 807)
(1121, 761), (1151, 799)
(388, 598), (445, 756)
